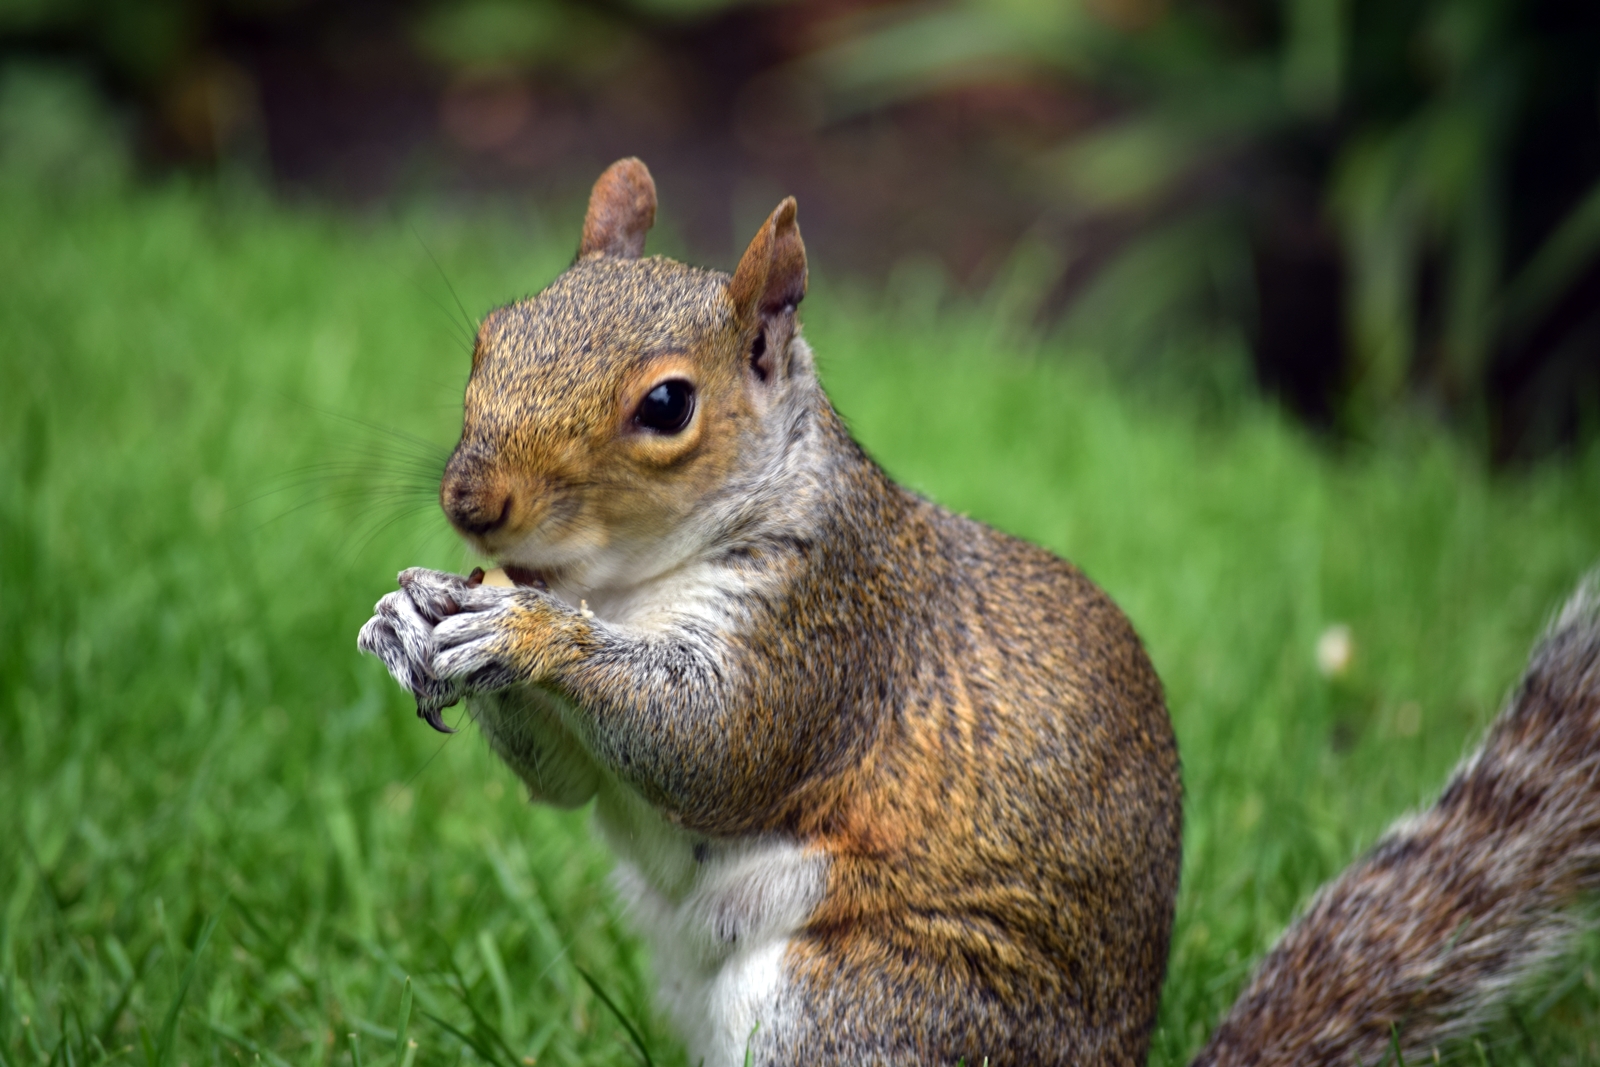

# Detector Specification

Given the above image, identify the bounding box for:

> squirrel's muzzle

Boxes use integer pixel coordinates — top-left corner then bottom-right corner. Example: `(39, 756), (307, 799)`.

(444, 485), (510, 537)
(440, 452), (514, 539)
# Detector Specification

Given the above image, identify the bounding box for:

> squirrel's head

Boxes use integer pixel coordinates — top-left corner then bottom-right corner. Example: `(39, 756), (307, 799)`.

(441, 158), (812, 588)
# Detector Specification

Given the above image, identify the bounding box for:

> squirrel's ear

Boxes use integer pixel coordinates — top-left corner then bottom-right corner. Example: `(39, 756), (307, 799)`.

(579, 158), (657, 259)
(730, 197), (807, 322)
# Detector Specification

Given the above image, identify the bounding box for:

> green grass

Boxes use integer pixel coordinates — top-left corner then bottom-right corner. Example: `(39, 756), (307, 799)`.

(3, 173), (1600, 1067)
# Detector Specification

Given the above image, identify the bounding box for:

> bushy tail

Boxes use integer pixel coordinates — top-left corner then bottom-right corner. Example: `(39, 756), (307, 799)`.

(1193, 577), (1600, 1067)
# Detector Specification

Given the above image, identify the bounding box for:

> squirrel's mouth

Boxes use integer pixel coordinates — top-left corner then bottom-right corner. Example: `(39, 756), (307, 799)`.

(499, 564), (551, 589)
(465, 564), (552, 591)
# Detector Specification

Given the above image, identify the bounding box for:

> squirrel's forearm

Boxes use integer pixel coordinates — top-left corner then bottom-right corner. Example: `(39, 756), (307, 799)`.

(547, 619), (816, 833)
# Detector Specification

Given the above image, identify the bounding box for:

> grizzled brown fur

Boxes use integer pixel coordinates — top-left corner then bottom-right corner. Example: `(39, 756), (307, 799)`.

(359, 158), (1600, 1066)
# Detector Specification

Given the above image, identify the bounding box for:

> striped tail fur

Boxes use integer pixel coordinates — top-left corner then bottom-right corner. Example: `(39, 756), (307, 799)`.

(1193, 576), (1600, 1067)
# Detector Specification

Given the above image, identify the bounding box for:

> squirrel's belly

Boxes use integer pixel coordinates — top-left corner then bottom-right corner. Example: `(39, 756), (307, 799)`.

(596, 790), (826, 1067)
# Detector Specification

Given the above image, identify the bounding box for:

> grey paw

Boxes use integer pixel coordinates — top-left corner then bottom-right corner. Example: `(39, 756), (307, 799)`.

(431, 588), (524, 693)
(357, 578), (464, 731)
(397, 567), (472, 621)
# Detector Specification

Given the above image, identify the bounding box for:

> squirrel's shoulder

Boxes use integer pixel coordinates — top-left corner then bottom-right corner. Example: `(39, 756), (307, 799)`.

(866, 476), (1151, 652)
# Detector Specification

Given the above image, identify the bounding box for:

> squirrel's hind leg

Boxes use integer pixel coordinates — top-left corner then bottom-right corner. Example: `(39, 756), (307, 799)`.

(754, 930), (1099, 1067)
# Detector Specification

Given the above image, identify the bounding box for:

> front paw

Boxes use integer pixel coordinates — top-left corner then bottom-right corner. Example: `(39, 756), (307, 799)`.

(357, 569), (472, 730)
(432, 584), (586, 694)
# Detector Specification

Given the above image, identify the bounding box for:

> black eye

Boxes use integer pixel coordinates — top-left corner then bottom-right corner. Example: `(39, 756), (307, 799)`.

(634, 379), (695, 434)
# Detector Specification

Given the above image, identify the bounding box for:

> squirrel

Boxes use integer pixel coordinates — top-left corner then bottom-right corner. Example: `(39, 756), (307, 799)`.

(358, 158), (1600, 1066)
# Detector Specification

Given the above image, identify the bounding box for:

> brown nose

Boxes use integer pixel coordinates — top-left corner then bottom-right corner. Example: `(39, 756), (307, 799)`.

(443, 486), (510, 536)
(440, 454), (512, 537)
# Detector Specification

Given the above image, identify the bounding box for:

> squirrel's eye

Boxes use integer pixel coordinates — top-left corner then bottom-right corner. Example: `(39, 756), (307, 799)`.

(634, 379), (695, 434)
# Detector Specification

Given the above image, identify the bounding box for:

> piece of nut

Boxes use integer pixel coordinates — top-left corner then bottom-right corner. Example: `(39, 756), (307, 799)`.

(480, 567), (515, 588)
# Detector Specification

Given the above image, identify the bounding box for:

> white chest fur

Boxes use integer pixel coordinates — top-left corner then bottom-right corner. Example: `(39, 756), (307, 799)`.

(595, 785), (825, 1067)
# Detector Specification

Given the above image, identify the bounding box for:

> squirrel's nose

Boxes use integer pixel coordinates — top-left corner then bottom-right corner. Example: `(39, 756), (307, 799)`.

(441, 471), (513, 537)
(446, 491), (511, 537)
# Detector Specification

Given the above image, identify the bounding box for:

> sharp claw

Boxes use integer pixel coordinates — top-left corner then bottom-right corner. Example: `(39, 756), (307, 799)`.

(418, 700), (458, 734)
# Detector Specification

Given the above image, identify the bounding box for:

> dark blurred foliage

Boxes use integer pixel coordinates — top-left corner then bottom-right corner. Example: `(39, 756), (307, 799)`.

(0, 1), (1051, 309)
(798, 0), (1600, 453)
(3, 0), (1598, 456)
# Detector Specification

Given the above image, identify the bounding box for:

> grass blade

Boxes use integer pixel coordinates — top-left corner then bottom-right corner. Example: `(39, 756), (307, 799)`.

(151, 913), (218, 1067)
(433, 943), (520, 1067)
(199, 1018), (294, 1067)
(96, 944), (159, 1051)
(576, 966), (655, 1067)
(44, 1007), (64, 1067)
(394, 977), (413, 1064)
(418, 1011), (511, 1067)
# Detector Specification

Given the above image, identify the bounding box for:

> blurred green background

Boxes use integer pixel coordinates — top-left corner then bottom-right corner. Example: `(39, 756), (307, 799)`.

(3, 2), (1600, 1065)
